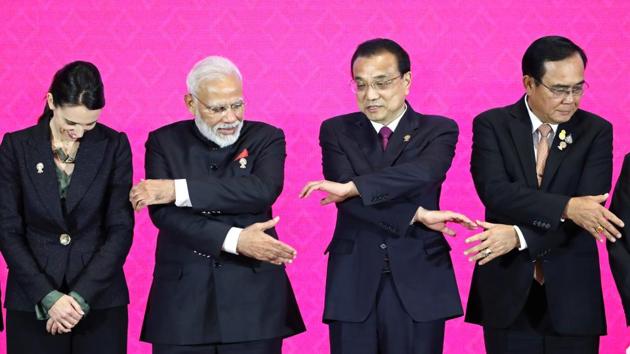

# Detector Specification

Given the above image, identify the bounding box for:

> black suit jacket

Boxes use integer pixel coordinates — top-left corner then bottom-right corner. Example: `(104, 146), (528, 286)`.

(608, 153), (630, 325)
(140, 120), (305, 345)
(0, 118), (134, 318)
(465, 97), (612, 336)
(320, 104), (463, 323)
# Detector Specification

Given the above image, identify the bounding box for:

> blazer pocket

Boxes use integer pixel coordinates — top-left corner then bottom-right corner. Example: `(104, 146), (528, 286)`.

(153, 265), (183, 280)
(325, 238), (355, 255)
(423, 235), (451, 255)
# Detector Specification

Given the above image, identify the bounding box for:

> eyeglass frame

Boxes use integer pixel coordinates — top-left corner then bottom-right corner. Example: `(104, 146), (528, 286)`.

(190, 93), (246, 116)
(534, 79), (588, 99)
(350, 74), (404, 94)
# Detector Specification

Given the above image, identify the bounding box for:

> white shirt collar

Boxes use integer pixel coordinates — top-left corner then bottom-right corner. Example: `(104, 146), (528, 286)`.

(369, 104), (407, 133)
(524, 96), (558, 135)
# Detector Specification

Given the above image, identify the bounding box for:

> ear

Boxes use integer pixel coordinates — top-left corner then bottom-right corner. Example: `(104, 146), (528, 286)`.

(523, 75), (535, 92)
(403, 71), (412, 95)
(46, 93), (55, 110)
(184, 93), (196, 116)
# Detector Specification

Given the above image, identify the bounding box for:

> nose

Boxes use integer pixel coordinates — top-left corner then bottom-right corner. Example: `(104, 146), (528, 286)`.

(72, 125), (85, 138)
(222, 109), (239, 124)
(364, 84), (380, 100)
(562, 92), (576, 104)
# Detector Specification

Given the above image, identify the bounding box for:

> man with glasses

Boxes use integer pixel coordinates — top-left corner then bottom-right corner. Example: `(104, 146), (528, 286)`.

(131, 56), (305, 354)
(300, 38), (475, 353)
(464, 36), (623, 354)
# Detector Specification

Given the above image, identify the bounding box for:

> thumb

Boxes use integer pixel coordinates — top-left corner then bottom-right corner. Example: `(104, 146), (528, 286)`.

(592, 193), (608, 203)
(258, 216), (280, 230)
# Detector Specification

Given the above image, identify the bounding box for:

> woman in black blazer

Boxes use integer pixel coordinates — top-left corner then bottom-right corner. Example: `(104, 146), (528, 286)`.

(0, 61), (133, 353)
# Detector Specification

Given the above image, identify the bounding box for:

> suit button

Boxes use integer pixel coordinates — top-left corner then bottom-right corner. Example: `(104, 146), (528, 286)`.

(214, 261), (222, 268)
(380, 243), (387, 250)
(209, 164), (217, 170)
(59, 233), (71, 246)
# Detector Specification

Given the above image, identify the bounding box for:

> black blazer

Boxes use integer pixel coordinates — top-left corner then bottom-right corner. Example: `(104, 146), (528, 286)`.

(0, 118), (134, 315)
(319, 104), (463, 323)
(465, 97), (612, 336)
(140, 120), (305, 345)
(608, 153), (630, 325)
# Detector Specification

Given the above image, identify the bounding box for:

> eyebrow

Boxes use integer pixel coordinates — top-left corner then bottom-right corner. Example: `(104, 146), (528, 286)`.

(62, 115), (97, 125)
(550, 80), (585, 88)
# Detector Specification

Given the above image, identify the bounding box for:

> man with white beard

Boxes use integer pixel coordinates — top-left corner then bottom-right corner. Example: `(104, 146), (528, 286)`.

(131, 56), (305, 354)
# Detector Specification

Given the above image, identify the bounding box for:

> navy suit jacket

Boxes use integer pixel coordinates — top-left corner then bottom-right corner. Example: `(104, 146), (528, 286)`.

(0, 118), (134, 318)
(465, 97), (612, 336)
(320, 103), (463, 323)
(608, 153), (630, 325)
(140, 120), (305, 345)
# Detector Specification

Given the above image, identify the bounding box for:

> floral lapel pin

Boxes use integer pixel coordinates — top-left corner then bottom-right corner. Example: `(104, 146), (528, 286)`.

(557, 129), (573, 151)
(234, 148), (249, 169)
(403, 134), (411, 142)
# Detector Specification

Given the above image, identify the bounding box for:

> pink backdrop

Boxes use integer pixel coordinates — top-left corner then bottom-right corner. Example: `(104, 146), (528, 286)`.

(1, 1), (629, 353)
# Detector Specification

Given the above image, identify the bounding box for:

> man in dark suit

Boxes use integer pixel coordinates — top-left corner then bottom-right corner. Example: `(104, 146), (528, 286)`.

(609, 153), (630, 325)
(130, 56), (305, 354)
(464, 36), (624, 354)
(300, 38), (475, 354)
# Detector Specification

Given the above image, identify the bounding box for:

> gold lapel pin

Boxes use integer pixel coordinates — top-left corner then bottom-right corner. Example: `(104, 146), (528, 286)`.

(403, 134), (411, 142)
(36, 162), (44, 174)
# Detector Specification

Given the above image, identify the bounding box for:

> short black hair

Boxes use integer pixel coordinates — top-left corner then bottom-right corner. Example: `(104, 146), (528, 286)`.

(351, 38), (410, 77)
(522, 36), (587, 82)
(38, 61), (105, 122)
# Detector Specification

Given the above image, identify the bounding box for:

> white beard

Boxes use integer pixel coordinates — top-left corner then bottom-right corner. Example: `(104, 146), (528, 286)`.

(194, 114), (243, 148)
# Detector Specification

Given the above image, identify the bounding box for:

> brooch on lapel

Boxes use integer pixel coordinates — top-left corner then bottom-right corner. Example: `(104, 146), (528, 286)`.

(234, 148), (249, 169)
(36, 162), (44, 174)
(403, 134), (411, 142)
(557, 129), (573, 151)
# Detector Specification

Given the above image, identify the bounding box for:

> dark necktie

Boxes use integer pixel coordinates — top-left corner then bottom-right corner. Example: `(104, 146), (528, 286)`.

(379, 126), (393, 151)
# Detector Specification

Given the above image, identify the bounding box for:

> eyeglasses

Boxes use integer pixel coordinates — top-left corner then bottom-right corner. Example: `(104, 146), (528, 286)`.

(350, 75), (403, 93)
(191, 94), (245, 116)
(535, 79), (588, 99)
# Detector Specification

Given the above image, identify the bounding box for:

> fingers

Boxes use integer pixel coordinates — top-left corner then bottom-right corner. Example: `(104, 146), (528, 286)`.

(464, 230), (487, 245)
(299, 181), (323, 199)
(445, 212), (476, 229)
(68, 297), (85, 317)
(589, 193), (608, 204)
(603, 209), (625, 229)
(257, 216), (280, 231)
(475, 220), (496, 230)
(46, 318), (54, 333)
(441, 226), (456, 237)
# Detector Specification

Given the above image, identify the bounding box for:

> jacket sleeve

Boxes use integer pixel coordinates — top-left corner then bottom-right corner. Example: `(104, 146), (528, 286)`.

(608, 153), (630, 325)
(187, 128), (285, 214)
(471, 114), (570, 233)
(71, 133), (135, 304)
(320, 121), (420, 237)
(0, 133), (55, 305)
(146, 132), (231, 258)
(351, 119), (458, 206)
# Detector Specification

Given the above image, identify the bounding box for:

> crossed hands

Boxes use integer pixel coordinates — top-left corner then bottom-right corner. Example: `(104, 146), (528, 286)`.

(564, 193), (624, 243)
(46, 294), (85, 335)
(237, 217), (297, 265)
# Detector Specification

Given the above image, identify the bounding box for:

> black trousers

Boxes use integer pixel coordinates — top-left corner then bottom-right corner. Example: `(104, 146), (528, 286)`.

(6, 306), (128, 354)
(484, 281), (599, 354)
(153, 338), (283, 354)
(328, 273), (445, 354)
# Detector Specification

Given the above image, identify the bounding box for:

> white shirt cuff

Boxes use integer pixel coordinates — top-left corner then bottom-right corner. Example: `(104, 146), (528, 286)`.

(174, 179), (192, 207)
(513, 225), (528, 250)
(222, 227), (242, 255)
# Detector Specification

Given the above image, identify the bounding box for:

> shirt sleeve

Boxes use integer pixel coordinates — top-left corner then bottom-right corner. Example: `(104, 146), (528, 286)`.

(174, 179), (192, 207)
(35, 290), (64, 320)
(222, 227), (242, 255)
(513, 225), (528, 250)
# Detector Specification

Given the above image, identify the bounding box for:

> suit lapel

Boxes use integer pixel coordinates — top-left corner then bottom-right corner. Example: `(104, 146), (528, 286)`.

(382, 105), (417, 166)
(540, 117), (579, 190)
(65, 126), (108, 214)
(507, 99), (538, 189)
(343, 115), (382, 170)
(25, 120), (66, 229)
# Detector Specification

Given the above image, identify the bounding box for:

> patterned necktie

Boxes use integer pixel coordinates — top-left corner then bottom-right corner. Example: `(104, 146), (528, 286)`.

(379, 126), (393, 151)
(534, 123), (552, 284)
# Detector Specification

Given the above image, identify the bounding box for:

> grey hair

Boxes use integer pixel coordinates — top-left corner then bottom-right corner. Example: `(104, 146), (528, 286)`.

(186, 56), (242, 94)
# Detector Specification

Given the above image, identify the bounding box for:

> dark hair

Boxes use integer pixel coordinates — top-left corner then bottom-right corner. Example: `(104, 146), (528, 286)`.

(522, 36), (587, 82)
(351, 38), (411, 77)
(38, 61), (105, 122)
